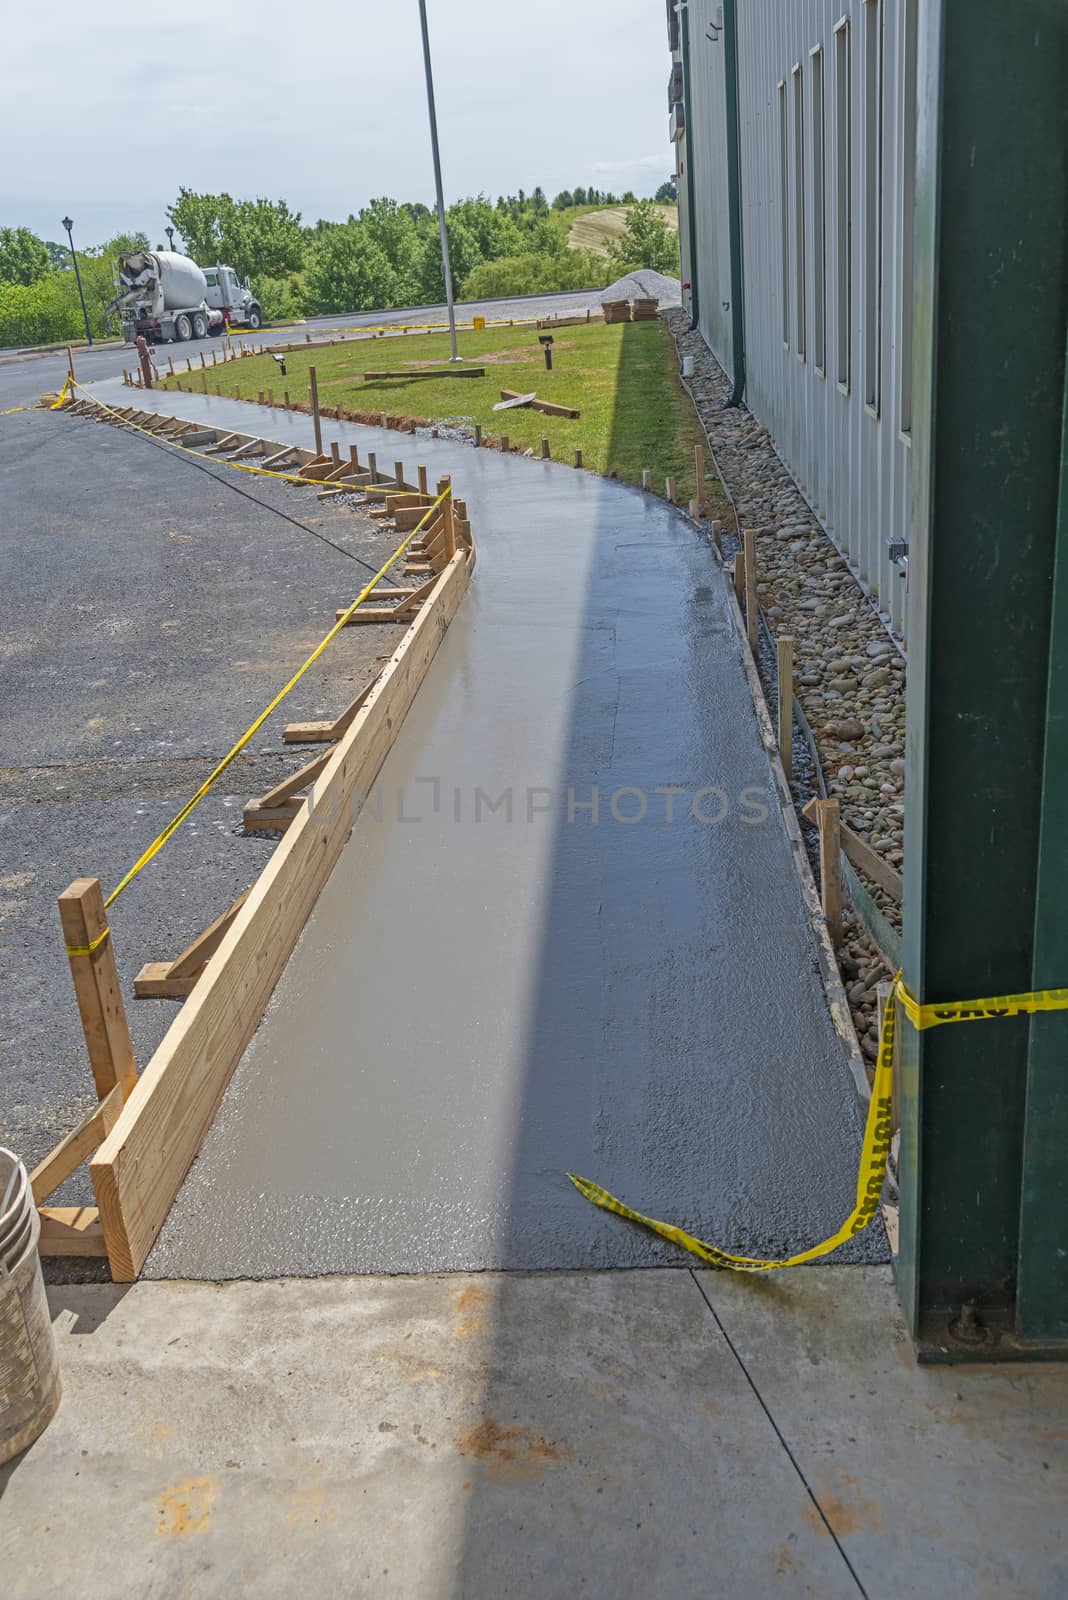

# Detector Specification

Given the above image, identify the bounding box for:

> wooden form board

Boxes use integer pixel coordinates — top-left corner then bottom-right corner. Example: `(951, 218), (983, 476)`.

(362, 367), (485, 380)
(90, 544), (474, 1280)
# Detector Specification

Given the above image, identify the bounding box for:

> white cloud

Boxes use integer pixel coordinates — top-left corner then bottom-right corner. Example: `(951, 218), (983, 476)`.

(0, 0), (671, 248)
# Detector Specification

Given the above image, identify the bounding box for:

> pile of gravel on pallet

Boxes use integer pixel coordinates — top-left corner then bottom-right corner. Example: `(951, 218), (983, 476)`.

(666, 307), (904, 1065)
(597, 270), (682, 308)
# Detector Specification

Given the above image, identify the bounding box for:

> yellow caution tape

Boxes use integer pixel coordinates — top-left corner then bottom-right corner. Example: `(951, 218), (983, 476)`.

(65, 926), (111, 958)
(1, 404), (30, 414)
(570, 981), (895, 1271)
(49, 377), (71, 409)
(68, 381), (331, 487)
(573, 971), (1068, 1270)
(894, 977), (1068, 1029)
(99, 486), (451, 911)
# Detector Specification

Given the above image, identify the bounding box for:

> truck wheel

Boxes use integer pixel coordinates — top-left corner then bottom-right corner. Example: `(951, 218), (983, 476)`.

(175, 313), (192, 341)
(192, 312), (207, 339)
(247, 305), (262, 330)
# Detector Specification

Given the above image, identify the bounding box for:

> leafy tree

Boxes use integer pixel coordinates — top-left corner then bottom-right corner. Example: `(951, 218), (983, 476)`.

(572, 186), (588, 207)
(167, 190), (305, 280)
(654, 179), (678, 203)
(552, 190), (574, 210)
(303, 218), (402, 313)
(462, 247), (613, 300)
(608, 200), (679, 275)
(622, 190), (637, 203)
(0, 227), (50, 286)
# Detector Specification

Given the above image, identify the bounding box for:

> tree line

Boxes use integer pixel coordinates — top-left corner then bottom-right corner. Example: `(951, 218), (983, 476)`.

(0, 182), (679, 347)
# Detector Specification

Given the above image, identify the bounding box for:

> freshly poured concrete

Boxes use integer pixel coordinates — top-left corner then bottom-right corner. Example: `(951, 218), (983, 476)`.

(85, 383), (883, 1279)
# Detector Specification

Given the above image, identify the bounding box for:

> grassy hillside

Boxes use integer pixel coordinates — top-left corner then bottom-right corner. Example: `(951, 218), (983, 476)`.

(566, 204), (679, 257)
(162, 318), (718, 508)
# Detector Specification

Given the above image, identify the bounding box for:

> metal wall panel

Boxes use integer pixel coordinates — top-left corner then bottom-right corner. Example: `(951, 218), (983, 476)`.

(684, 0), (734, 371)
(678, 0), (914, 633)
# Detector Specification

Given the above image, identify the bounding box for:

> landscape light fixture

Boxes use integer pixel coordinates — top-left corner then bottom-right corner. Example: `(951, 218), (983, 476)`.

(165, 226), (175, 250)
(61, 216), (92, 346)
(539, 332), (554, 371)
(272, 353), (287, 377)
(417, 0), (459, 362)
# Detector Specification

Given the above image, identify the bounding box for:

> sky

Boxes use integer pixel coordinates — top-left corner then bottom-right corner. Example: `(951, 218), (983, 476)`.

(2, 0), (672, 251)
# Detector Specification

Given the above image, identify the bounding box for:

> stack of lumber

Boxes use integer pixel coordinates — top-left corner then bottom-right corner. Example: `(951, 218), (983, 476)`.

(630, 298), (659, 321)
(602, 299), (630, 325)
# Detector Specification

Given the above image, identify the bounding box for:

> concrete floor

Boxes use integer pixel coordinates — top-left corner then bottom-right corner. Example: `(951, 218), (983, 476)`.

(2, 1267), (1066, 1599)
(67, 382), (881, 1279)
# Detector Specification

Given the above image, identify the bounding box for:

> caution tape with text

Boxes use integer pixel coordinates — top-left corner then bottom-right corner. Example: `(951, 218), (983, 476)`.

(570, 975), (1068, 1271)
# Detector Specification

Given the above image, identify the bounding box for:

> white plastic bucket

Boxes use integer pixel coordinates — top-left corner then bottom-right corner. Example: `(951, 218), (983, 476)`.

(0, 1149), (61, 1463)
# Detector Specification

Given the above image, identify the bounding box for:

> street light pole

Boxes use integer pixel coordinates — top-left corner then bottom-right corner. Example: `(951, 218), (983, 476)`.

(417, 0), (459, 361)
(165, 226), (175, 251)
(61, 217), (92, 347)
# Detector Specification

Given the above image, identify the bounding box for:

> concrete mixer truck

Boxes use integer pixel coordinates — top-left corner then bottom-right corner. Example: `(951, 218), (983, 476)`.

(116, 250), (263, 344)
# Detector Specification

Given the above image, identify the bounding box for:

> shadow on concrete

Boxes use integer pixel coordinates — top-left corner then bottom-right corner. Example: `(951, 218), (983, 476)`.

(448, 327), (879, 1593)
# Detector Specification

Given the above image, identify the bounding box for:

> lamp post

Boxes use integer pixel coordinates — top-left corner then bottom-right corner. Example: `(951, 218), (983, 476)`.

(165, 226), (175, 251)
(416, 0), (459, 362)
(61, 217), (92, 346)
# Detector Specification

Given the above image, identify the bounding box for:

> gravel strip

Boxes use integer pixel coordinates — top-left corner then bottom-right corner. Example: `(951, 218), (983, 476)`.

(667, 309), (906, 1067)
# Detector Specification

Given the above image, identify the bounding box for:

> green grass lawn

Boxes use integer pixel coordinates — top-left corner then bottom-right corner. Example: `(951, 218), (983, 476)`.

(162, 319), (721, 509)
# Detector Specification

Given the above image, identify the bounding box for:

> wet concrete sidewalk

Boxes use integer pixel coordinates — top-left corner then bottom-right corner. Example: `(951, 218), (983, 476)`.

(87, 382), (881, 1278)
(3, 1267), (1065, 1599)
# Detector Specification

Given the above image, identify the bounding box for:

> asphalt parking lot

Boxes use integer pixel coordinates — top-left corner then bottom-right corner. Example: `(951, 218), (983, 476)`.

(0, 403), (412, 1199)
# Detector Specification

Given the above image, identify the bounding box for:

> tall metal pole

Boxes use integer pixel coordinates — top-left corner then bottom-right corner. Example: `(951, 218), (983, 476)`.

(417, 0), (459, 361)
(62, 217), (92, 347)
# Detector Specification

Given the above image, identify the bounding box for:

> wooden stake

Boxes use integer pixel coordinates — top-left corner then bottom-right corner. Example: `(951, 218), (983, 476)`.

(66, 345), (76, 383)
(331, 441), (341, 466)
(742, 527), (759, 654)
(501, 434), (509, 453)
(58, 878), (138, 1104)
(437, 477), (456, 559)
(474, 424), (482, 447)
(777, 635), (794, 774)
(367, 451), (378, 483)
(133, 890), (253, 998)
(349, 443), (361, 472)
(258, 390), (264, 405)
(575, 448), (583, 468)
(394, 460), (404, 486)
(816, 799), (843, 940)
(695, 445), (707, 514)
(418, 464), (428, 495)
(689, 499), (699, 519)
(186, 357), (192, 372)
(642, 467), (652, 490)
(167, 356), (175, 376)
(284, 390), (291, 408)
(200, 352), (206, 368)
(733, 548), (745, 610)
(541, 437), (550, 459)
(309, 365), (323, 456)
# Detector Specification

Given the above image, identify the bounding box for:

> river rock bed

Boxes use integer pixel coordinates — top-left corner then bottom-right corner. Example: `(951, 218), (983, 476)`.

(667, 309), (904, 1065)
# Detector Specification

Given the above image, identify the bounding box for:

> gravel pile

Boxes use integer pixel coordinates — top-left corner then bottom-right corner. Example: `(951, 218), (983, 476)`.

(667, 308), (905, 1064)
(597, 270), (682, 307)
